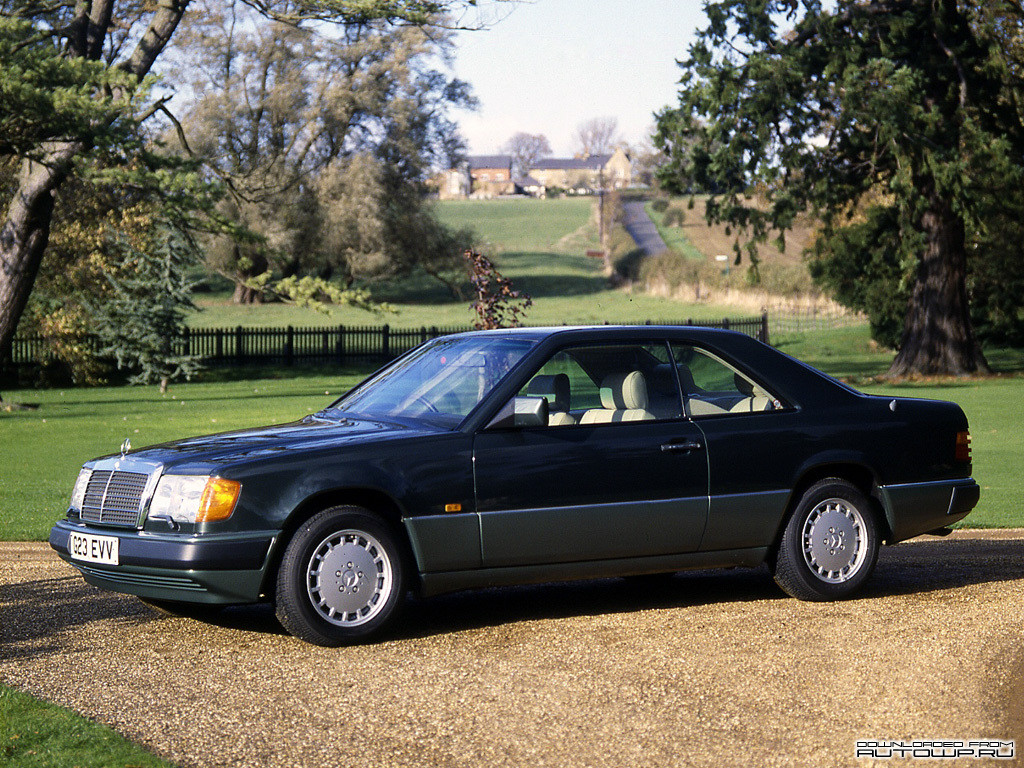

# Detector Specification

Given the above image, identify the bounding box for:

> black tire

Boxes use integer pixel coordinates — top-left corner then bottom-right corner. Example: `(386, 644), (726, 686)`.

(139, 598), (223, 619)
(771, 478), (880, 601)
(275, 506), (406, 646)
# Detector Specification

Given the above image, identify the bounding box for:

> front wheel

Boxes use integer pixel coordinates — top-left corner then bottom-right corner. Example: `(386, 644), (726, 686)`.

(771, 479), (880, 601)
(275, 507), (406, 646)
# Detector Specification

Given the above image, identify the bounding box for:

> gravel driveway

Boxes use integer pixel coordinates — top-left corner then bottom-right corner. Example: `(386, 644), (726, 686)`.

(2, 532), (1023, 767)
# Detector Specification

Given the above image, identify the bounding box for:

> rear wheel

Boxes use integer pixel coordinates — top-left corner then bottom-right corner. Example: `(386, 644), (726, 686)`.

(772, 479), (880, 601)
(275, 506), (406, 646)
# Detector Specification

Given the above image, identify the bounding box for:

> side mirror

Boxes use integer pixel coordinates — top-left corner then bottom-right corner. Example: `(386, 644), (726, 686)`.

(486, 396), (549, 429)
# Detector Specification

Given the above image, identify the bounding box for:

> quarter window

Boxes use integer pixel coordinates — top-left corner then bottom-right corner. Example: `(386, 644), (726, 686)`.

(670, 344), (778, 416)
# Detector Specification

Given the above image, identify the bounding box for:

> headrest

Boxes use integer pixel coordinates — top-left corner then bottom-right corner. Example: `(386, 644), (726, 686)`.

(599, 371), (648, 410)
(734, 372), (767, 399)
(527, 373), (570, 411)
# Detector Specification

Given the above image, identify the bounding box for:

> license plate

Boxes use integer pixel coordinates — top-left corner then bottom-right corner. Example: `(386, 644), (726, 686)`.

(68, 532), (119, 565)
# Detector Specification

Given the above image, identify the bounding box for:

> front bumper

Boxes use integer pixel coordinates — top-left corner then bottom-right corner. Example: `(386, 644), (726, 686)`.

(49, 520), (276, 604)
(877, 478), (981, 543)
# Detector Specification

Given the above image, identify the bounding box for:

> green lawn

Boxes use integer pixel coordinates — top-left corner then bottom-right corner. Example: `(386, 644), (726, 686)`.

(0, 686), (174, 768)
(189, 197), (740, 329)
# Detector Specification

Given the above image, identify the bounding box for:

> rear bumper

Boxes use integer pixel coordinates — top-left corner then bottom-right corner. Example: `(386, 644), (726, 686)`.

(49, 520), (275, 604)
(877, 478), (980, 543)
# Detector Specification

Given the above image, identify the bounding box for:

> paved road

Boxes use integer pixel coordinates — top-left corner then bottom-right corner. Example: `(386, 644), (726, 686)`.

(622, 200), (668, 257)
(2, 532), (1023, 767)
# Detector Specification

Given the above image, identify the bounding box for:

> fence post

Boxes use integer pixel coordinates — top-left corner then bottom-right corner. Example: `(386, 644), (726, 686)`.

(722, 317), (730, 331)
(215, 329), (223, 361)
(286, 325), (294, 366)
(761, 311), (770, 345)
(430, 326), (438, 340)
(336, 325), (345, 364)
(421, 326), (427, 344)
(382, 324), (390, 360)
(235, 325), (244, 365)
(182, 326), (191, 358)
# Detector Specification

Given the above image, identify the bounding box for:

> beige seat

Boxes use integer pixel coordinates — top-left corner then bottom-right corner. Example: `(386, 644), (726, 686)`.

(580, 371), (655, 424)
(527, 373), (576, 426)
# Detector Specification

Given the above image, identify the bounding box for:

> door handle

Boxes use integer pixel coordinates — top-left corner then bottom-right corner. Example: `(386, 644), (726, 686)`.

(660, 440), (703, 453)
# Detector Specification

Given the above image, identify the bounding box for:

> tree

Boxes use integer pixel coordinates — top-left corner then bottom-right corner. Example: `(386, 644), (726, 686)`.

(465, 250), (531, 329)
(172, 0), (477, 302)
(501, 132), (551, 180)
(89, 219), (202, 393)
(655, 0), (1024, 376)
(22, 176), (199, 386)
(573, 117), (620, 157)
(0, 0), (504, 366)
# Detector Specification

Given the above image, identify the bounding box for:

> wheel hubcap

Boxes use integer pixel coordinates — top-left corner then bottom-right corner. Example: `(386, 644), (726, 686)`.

(802, 498), (867, 584)
(306, 530), (393, 626)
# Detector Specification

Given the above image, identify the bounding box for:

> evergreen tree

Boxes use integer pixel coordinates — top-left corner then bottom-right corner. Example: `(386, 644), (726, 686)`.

(656, 0), (1024, 375)
(89, 218), (201, 392)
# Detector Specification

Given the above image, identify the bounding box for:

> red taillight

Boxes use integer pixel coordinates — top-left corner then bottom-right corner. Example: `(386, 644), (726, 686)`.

(955, 431), (972, 463)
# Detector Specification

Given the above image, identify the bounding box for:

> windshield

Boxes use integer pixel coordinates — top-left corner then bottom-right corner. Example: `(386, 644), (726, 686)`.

(329, 335), (537, 427)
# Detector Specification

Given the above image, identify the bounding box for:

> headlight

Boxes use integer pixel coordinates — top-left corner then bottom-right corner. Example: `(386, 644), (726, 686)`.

(148, 475), (241, 524)
(69, 468), (92, 511)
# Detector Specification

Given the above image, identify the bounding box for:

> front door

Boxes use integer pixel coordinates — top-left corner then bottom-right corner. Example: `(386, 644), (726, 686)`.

(472, 341), (709, 568)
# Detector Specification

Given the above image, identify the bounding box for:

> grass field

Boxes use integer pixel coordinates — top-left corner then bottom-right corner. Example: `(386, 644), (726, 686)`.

(189, 197), (741, 329)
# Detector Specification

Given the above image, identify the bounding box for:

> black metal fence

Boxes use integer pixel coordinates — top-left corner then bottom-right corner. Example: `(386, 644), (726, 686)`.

(10, 314), (769, 370)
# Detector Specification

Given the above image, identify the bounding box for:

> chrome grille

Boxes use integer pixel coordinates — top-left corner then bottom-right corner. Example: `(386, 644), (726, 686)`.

(81, 470), (150, 527)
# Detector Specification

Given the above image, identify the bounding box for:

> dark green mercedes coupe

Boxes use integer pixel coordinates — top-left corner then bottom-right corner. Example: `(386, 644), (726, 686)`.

(50, 326), (979, 646)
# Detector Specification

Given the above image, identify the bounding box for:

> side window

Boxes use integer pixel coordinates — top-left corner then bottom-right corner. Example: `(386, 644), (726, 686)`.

(518, 342), (682, 426)
(670, 344), (779, 416)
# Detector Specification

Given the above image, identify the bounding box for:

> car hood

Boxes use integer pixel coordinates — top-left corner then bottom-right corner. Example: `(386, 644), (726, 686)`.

(117, 413), (445, 469)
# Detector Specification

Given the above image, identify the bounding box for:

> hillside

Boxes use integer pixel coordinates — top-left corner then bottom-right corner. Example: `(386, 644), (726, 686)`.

(639, 196), (850, 316)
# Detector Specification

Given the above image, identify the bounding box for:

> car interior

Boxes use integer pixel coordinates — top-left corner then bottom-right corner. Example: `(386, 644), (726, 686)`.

(519, 342), (778, 426)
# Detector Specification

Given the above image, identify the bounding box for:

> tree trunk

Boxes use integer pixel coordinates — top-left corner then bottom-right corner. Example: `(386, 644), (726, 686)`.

(889, 200), (989, 376)
(0, 146), (78, 356)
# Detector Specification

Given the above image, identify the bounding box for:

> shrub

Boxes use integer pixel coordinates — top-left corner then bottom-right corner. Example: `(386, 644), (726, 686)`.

(662, 207), (686, 227)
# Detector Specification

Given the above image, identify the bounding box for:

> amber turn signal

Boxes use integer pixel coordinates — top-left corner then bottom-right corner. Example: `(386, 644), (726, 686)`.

(955, 431), (972, 463)
(196, 477), (242, 523)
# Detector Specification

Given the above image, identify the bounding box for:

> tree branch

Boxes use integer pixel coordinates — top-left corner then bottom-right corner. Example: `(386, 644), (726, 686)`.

(120, 0), (191, 79)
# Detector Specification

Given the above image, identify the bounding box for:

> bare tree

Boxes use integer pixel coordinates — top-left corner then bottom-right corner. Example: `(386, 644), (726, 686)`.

(501, 132), (552, 180)
(573, 117), (620, 157)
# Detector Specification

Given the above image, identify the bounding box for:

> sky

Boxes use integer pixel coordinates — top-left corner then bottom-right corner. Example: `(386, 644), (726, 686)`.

(449, 0), (709, 157)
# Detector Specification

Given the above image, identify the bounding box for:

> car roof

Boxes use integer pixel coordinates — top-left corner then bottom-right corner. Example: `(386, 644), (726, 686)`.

(444, 325), (746, 341)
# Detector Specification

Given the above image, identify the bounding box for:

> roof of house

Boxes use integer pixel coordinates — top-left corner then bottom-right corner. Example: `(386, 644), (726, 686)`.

(531, 154), (612, 171)
(519, 175), (544, 187)
(467, 155), (512, 170)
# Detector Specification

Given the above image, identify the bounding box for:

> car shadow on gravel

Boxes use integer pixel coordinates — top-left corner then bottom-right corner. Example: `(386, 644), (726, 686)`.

(5, 538), (1022, 652)
(0, 576), (154, 661)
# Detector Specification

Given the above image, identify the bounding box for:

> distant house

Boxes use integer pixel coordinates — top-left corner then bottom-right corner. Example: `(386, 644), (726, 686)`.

(467, 155), (515, 197)
(529, 147), (632, 192)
